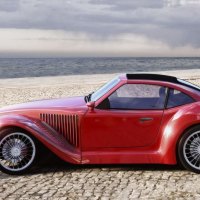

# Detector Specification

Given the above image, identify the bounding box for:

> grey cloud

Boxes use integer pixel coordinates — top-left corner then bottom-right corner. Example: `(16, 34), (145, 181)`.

(0, 0), (200, 48)
(0, 0), (20, 12)
(90, 0), (164, 10)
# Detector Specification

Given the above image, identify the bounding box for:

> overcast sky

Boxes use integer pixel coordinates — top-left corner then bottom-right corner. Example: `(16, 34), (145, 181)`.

(0, 0), (200, 57)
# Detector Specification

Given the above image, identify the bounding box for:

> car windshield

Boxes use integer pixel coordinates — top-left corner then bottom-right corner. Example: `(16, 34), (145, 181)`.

(90, 77), (120, 102)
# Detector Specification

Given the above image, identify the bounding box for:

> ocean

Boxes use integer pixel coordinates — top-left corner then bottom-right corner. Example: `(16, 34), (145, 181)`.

(0, 57), (200, 79)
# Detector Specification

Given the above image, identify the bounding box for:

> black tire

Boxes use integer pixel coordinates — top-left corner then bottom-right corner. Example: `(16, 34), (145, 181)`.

(0, 128), (38, 175)
(178, 125), (200, 173)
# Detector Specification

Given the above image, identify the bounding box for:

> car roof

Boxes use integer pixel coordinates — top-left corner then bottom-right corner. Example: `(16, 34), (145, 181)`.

(126, 73), (200, 92)
(126, 73), (177, 83)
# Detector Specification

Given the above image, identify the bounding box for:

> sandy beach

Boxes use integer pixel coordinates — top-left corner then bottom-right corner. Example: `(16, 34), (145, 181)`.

(0, 69), (200, 107)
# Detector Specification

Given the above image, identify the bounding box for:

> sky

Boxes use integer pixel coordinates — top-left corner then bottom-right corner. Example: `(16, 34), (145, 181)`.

(0, 0), (200, 57)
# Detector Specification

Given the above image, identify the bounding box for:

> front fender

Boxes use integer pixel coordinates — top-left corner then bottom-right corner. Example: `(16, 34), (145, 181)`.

(0, 114), (81, 164)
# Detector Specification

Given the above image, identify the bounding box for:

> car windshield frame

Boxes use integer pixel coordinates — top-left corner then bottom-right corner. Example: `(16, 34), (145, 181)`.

(90, 77), (120, 102)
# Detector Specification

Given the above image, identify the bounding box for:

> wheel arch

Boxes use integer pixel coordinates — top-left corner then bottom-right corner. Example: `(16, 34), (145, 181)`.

(0, 125), (49, 154)
(176, 123), (200, 148)
(175, 123), (200, 162)
(0, 125), (31, 135)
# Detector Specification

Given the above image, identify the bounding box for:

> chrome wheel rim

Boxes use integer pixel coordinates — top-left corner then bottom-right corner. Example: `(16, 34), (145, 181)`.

(183, 130), (200, 170)
(0, 132), (36, 172)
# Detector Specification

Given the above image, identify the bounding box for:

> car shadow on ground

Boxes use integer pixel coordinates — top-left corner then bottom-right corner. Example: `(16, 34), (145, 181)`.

(29, 157), (184, 175)
(0, 157), (185, 179)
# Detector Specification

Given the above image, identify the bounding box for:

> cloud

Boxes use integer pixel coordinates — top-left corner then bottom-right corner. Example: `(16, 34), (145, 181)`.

(0, 0), (199, 56)
(90, 0), (164, 10)
(0, 28), (200, 57)
(165, 0), (200, 7)
(0, 0), (20, 12)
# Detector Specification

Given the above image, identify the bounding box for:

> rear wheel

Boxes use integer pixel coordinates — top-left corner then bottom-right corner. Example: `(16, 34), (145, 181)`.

(0, 128), (37, 175)
(178, 125), (200, 173)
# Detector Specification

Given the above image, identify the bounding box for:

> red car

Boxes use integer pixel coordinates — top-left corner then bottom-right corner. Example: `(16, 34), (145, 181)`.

(1, 74), (200, 175)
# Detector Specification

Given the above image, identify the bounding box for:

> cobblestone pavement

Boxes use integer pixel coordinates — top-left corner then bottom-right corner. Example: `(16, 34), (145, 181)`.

(1, 75), (200, 200)
(0, 164), (200, 200)
(1, 164), (200, 200)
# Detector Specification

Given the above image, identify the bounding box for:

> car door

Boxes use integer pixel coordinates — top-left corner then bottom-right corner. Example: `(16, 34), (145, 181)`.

(82, 83), (167, 149)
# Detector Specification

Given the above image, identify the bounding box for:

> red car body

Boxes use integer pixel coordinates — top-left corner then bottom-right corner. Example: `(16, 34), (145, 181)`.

(1, 74), (200, 168)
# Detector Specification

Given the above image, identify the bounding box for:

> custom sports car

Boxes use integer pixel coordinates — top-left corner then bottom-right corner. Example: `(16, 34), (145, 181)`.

(1, 74), (200, 175)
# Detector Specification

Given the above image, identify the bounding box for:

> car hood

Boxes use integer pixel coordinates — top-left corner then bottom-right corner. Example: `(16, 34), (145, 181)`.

(0, 96), (87, 113)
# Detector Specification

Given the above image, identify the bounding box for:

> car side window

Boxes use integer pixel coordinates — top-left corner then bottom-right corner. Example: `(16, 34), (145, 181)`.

(99, 84), (167, 110)
(166, 89), (194, 108)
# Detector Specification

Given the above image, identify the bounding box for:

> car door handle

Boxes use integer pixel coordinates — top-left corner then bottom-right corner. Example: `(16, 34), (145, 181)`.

(139, 117), (154, 122)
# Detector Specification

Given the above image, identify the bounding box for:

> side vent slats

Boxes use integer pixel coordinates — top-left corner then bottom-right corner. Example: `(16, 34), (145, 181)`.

(40, 113), (79, 148)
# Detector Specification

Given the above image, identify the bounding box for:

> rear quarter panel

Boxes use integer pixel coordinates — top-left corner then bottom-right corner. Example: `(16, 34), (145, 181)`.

(158, 102), (200, 163)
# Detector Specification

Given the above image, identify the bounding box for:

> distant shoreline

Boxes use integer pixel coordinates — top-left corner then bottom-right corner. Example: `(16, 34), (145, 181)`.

(0, 57), (200, 79)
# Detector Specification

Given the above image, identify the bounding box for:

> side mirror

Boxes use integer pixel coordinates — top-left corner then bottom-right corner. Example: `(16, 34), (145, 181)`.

(87, 101), (95, 111)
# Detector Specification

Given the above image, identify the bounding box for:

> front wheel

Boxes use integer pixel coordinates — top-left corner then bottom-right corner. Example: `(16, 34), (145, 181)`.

(0, 129), (37, 175)
(178, 125), (200, 173)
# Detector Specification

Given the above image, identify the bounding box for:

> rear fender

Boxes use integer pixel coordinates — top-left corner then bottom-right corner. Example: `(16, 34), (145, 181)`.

(0, 114), (81, 164)
(159, 104), (200, 164)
